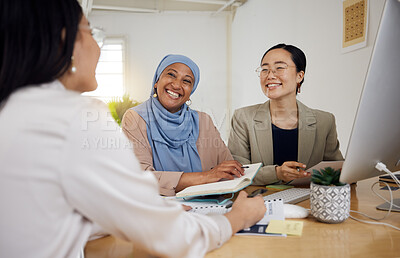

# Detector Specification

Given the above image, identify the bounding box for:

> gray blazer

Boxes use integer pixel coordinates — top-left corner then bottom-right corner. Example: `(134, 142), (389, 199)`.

(228, 100), (343, 185)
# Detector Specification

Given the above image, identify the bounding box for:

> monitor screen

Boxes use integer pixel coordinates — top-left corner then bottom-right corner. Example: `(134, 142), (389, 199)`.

(339, 0), (400, 184)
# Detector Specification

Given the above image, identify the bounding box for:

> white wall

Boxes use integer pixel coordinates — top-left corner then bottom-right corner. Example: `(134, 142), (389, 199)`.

(88, 0), (387, 151)
(88, 11), (230, 139)
(231, 0), (386, 154)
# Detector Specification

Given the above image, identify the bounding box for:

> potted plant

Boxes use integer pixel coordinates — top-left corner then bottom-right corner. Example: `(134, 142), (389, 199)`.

(108, 94), (140, 126)
(310, 167), (350, 223)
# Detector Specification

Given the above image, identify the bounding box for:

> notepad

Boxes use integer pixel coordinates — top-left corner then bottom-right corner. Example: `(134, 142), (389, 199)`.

(163, 197), (232, 214)
(379, 174), (400, 184)
(266, 185), (294, 190)
(236, 199), (285, 237)
(266, 220), (304, 236)
(176, 163), (262, 198)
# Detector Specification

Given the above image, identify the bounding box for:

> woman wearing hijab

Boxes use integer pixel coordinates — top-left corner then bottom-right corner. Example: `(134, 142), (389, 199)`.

(122, 54), (244, 196)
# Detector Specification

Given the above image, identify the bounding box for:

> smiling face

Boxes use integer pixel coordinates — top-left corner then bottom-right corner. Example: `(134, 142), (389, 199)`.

(154, 63), (195, 113)
(260, 48), (304, 100)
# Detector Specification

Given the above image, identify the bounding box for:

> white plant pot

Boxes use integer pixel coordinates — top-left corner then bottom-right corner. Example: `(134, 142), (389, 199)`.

(310, 182), (351, 223)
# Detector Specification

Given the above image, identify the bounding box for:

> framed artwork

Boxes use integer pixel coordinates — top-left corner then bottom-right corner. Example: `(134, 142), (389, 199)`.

(342, 0), (369, 53)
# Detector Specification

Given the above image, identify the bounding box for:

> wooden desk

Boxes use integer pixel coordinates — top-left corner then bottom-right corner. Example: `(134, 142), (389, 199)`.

(84, 177), (400, 257)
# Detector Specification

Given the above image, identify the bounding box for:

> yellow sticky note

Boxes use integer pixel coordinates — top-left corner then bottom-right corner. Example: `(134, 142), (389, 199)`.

(266, 220), (303, 236)
(265, 184), (294, 190)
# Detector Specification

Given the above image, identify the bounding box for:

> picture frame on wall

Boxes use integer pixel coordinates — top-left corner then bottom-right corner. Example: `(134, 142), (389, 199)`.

(341, 0), (369, 53)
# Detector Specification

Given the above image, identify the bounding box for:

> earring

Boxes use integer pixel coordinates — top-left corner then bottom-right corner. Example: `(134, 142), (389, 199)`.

(186, 99), (192, 106)
(153, 88), (157, 98)
(71, 56), (76, 73)
(297, 83), (301, 94)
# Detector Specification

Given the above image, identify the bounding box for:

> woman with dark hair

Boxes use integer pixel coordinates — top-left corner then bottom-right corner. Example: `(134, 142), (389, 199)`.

(228, 43), (343, 185)
(122, 54), (245, 196)
(0, 0), (265, 257)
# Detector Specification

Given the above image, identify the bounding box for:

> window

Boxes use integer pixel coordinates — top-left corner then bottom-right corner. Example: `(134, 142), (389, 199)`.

(83, 37), (126, 102)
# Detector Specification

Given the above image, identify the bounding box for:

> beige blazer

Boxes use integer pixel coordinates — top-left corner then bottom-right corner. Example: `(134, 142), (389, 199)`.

(228, 100), (343, 185)
(122, 109), (233, 196)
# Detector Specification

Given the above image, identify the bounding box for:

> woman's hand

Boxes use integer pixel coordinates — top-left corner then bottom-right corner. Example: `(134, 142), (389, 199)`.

(203, 160), (245, 183)
(175, 160), (245, 192)
(275, 161), (309, 182)
(224, 191), (266, 234)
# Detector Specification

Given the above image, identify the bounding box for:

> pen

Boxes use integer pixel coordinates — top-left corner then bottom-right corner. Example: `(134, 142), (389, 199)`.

(211, 166), (249, 169)
(284, 180), (294, 185)
(248, 188), (268, 197)
(225, 189), (267, 208)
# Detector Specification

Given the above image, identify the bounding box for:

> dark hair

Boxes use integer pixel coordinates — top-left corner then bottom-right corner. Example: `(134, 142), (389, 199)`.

(0, 0), (83, 102)
(260, 43), (307, 86)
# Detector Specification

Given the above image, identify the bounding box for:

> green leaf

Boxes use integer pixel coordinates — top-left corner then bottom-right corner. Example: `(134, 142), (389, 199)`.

(310, 166), (344, 186)
(107, 94), (141, 126)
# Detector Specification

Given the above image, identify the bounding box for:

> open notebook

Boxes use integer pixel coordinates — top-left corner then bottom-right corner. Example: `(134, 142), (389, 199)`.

(176, 163), (262, 198)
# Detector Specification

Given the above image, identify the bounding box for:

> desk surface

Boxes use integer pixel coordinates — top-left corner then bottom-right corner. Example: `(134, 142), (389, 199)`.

(84, 177), (400, 258)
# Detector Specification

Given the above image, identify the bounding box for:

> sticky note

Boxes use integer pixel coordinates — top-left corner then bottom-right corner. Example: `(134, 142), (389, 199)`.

(266, 220), (303, 236)
(266, 185), (294, 190)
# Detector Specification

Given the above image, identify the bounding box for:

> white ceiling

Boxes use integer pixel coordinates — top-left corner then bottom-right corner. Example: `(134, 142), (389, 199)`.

(80, 0), (247, 15)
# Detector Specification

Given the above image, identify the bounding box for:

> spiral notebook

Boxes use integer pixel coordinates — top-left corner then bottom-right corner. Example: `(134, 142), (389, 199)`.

(186, 201), (229, 215)
(183, 198), (285, 236)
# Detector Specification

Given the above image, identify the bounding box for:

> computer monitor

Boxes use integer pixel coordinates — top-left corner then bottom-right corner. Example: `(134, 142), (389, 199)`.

(339, 0), (400, 184)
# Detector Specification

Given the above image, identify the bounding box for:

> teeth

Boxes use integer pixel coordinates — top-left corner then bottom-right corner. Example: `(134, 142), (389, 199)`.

(267, 83), (281, 87)
(167, 90), (179, 98)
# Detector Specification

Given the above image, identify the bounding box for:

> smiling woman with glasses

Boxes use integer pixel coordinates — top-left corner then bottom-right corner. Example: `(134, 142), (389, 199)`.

(255, 63), (296, 77)
(228, 43), (344, 186)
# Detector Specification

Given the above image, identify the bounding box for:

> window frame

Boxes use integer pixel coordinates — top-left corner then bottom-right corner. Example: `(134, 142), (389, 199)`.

(83, 36), (127, 102)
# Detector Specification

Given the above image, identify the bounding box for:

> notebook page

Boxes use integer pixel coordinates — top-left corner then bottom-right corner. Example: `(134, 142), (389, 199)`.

(176, 163), (261, 197)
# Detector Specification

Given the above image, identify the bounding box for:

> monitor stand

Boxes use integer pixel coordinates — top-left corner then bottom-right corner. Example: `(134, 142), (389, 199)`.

(376, 198), (400, 212)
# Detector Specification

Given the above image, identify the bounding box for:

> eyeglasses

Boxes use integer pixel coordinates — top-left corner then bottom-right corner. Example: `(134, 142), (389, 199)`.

(255, 64), (295, 77)
(79, 25), (105, 48)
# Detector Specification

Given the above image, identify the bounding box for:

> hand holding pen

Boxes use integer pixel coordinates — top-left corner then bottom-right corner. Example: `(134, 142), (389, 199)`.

(275, 161), (310, 182)
(226, 188), (268, 208)
(224, 191), (266, 231)
(204, 160), (246, 183)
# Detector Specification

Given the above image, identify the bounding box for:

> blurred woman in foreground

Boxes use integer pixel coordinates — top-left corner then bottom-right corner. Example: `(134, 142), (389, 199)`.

(0, 0), (265, 257)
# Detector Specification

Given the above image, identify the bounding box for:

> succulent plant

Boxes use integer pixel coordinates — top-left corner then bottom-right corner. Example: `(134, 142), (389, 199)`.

(311, 167), (345, 186)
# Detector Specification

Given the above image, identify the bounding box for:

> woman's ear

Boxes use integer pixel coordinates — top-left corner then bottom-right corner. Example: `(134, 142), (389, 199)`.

(296, 71), (305, 84)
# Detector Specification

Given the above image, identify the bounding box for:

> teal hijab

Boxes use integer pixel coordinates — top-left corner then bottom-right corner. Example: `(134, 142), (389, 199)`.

(133, 54), (202, 172)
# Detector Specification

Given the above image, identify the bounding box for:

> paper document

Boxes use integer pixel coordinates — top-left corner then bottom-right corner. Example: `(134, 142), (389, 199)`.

(176, 163), (262, 198)
(162, 196), (231, 215)
(306, 161), (344, 173)
(236, 199), (285, 237)
(266, 220), (304, 236)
